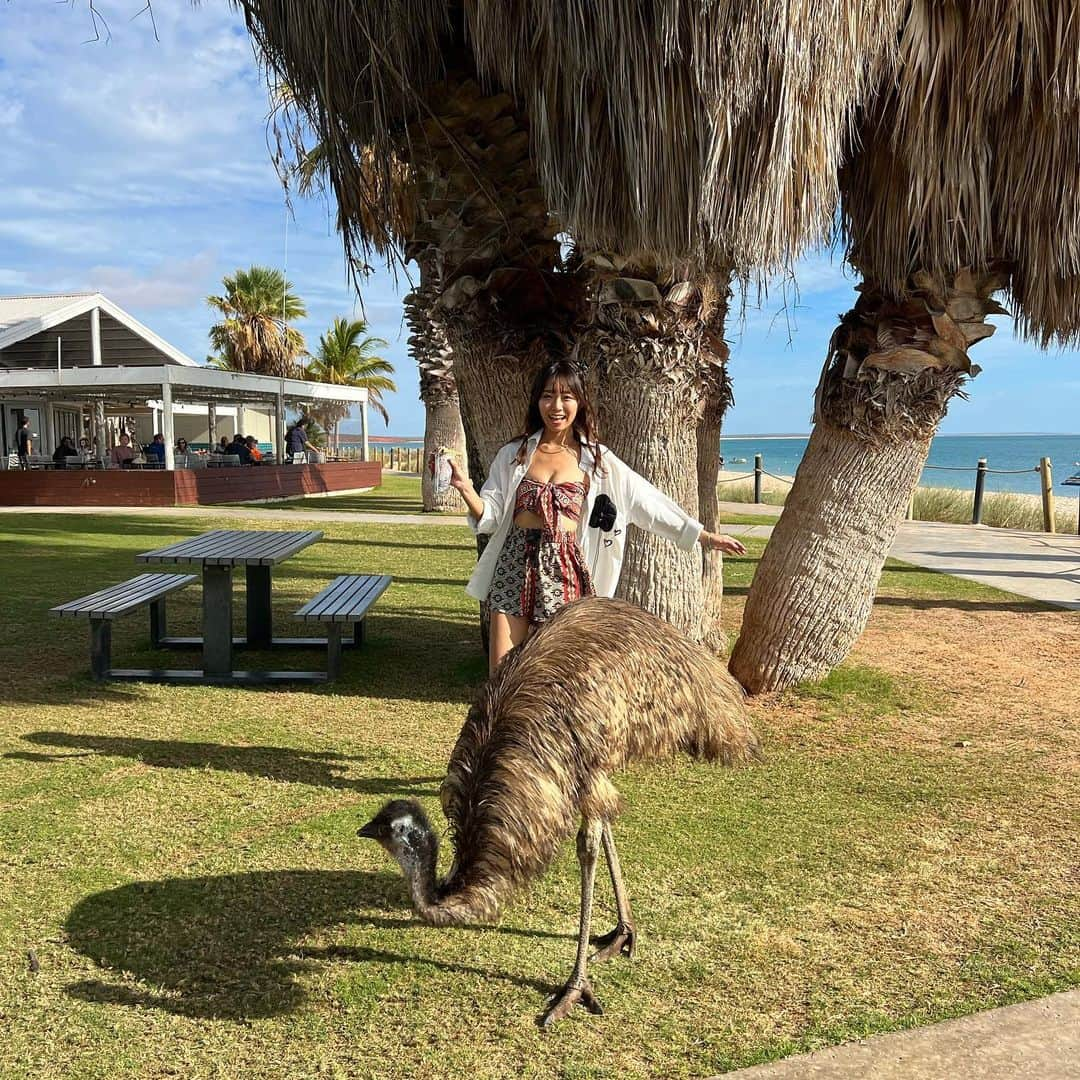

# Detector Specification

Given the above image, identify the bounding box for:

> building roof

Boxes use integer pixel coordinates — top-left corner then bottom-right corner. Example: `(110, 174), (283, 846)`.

(0, 363), (368, 407)
(0, 292), (197, 368)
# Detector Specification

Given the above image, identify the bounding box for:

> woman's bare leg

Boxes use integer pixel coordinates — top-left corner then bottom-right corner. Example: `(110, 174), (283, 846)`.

(489, 610), (531, 674)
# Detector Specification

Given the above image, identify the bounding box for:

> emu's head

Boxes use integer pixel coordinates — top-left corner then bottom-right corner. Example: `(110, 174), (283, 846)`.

(358, 799), (438, 873)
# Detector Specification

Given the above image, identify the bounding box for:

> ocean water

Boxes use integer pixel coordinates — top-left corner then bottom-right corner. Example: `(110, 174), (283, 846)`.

(374, 433), (1080, 498)
(720, 434), (1080, 497)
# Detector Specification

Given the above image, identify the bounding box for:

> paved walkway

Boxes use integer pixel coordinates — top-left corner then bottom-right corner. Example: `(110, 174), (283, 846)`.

(0, 503), (465, 527)
(719, 989), (1080, 1079)
(889, 520), (1080, 610)
(4, 502), (1078, 610)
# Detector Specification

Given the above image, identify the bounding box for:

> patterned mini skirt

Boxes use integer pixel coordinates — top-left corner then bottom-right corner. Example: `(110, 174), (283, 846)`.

(488, 525), (595, 625)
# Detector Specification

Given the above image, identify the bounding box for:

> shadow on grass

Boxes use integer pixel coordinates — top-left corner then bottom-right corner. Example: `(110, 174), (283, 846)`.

(11, 732), (442, 796)
(870, 595), (1052, 613)
(64, 870), (559, 1019)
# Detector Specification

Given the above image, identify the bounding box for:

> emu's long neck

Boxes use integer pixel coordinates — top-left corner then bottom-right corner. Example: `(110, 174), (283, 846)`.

(397, 828), (501, 927)
(398, 832), (442, 922)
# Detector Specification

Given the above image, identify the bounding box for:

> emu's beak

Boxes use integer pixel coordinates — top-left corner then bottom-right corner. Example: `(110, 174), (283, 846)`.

(357, 819), (380, 840)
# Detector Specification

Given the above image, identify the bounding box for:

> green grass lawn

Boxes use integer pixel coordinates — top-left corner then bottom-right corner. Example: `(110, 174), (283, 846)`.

(0, 511), (1075, 1079)
(235, 474), (462, 516)
(236, 473), (772, 524)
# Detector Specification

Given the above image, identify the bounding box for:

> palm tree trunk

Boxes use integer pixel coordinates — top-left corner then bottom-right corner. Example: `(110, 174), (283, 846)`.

(730, 268), (1006, 692)
(597, 372), (704, 636)
(697, 370), (732, 651)
(422, 390), (467, 512)
(582, 268), (729, 640)
(696, 278), (733, 650)
(446, 319), (551, 485)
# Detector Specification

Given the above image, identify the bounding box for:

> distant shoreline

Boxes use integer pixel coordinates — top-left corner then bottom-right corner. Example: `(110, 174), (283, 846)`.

(721, 432), (1079, 440)
(368, 432), (1079, 443)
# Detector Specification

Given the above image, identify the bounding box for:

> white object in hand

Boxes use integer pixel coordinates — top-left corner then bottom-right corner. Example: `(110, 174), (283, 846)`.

(432, 448), (454, 496)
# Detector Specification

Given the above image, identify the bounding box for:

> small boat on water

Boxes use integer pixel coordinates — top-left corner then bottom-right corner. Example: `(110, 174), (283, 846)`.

(730, 457), (747, 464)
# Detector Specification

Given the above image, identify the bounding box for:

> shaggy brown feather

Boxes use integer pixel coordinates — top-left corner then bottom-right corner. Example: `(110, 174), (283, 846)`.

(368, 597), (758, 926)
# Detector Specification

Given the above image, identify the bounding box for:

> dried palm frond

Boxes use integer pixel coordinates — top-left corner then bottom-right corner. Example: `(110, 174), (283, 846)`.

(842, 1), (1080, 345)
(466, 1), (902, 274)
(239, 1), (904, 278)
(816, 267), (1007, 443)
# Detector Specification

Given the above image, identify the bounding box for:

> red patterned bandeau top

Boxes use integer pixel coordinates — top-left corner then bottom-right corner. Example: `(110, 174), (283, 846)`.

(514, 476), (588, 537)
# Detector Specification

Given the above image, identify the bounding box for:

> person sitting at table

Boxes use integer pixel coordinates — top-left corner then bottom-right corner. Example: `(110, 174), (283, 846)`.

(214, 435), (230, 455)
(110, 433), (136, 468)
(244, 436), (263, 464)
(144, 433), (166, 467)
(52, 436), (79, 469)
(78, 436), (93, 454)
(226, 433), (253, 465)
(175, 437), (190, 456)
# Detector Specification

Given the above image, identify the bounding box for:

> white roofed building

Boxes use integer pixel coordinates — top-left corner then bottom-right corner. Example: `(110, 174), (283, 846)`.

(0, 293), (370, 470)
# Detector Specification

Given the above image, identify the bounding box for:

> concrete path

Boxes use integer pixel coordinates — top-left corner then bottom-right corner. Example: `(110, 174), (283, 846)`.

(719, 989), (1080, 1079)
(3, 503), (1078, 610)
(891, 520), (1080, 610)
(0, 503), (465, 527)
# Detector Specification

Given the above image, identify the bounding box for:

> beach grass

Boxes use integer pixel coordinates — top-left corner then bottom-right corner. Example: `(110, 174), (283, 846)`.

(0, 509), (1076, 1078)
(911, 484), (1079, 534)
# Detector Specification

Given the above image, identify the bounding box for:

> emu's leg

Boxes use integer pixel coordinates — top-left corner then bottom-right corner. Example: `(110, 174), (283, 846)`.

(541, 818), (604, 1027)
(592, 821), (636, 962)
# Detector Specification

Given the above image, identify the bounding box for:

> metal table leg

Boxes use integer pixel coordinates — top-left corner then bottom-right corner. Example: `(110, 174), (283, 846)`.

(202, 565), (234, 676)
(246, 564), (273, 648)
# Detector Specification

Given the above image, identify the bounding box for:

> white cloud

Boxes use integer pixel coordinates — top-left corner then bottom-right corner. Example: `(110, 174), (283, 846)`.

(86, 251), (218, 310)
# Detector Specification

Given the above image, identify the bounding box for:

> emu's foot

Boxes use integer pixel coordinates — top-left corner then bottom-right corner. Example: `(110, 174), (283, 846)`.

(592, 921), (636, 962)
(540, 975), (603, 1028)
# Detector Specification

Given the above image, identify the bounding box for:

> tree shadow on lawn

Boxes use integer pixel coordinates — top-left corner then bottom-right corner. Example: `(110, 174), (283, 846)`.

(10, 732), (442, 797)
(0, 607), (485, 706)
(64, 870), (561, 1019)
(870, 595), (1052, 613)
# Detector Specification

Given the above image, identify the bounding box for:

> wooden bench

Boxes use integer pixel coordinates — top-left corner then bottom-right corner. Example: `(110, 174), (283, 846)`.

(51, 573), (198, 680)
(293, 574), (391, 679)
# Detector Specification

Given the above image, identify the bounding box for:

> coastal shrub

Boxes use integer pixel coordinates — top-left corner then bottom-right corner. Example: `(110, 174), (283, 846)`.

(717, 477), (789, 506)
(910, 486), (1078, 534)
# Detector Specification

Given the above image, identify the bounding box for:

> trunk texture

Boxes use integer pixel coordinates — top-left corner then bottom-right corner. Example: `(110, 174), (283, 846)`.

(421, 391), (467, 512)
(730, 268), (1006, 692)
(580, 262), (730, 640)
(697, 378), (732, 651)
(449, 328), (539, 486)
(599, 376), (704, 636)
(696, 278), (733, 651)
(406, 256), (467, 512)
(728, 420), (932, 691)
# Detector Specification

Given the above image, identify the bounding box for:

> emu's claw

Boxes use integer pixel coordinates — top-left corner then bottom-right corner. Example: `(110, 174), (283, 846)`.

(591, 921), (636, 962)
(540, 976), (603, 1027)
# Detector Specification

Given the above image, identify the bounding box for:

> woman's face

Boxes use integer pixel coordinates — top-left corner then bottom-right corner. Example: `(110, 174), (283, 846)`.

(538, 379), (579, 435)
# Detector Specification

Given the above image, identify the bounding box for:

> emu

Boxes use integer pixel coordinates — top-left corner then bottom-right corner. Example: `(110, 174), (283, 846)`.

(358, 596), (759, 1026)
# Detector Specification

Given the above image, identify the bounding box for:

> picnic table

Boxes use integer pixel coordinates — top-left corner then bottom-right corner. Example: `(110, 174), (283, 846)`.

(136, 529), (324, 684)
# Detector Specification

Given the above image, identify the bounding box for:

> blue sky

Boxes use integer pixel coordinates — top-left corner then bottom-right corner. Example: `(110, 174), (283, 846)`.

(2, 2), (1076, 436)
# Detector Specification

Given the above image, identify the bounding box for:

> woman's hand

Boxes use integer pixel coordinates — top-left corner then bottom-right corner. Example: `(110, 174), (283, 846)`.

(447, 456), (474, 493)
(699, 531), (746, 556)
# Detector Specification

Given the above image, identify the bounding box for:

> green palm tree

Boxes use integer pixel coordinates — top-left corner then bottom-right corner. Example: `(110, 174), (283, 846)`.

(207, 266), (307, 377)
(306, 317), (395, 452)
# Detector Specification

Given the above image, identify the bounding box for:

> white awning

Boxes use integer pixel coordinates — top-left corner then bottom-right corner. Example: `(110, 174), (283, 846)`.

(0, 364), (368, 406)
